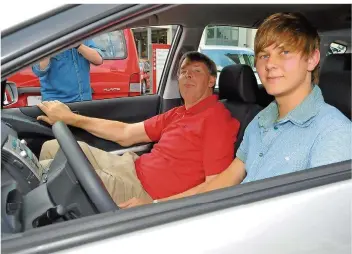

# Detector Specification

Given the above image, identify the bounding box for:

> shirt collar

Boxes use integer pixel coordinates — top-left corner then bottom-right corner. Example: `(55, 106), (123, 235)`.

(176, 95), (218, 115)
(258, 85), (325, 128)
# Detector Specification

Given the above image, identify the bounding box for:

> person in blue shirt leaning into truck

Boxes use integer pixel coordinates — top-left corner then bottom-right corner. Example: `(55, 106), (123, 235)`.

(32, 40), (103, 103)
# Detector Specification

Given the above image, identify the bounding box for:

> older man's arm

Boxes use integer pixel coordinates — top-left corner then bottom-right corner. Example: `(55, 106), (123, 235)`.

(37, 101), (151, 147)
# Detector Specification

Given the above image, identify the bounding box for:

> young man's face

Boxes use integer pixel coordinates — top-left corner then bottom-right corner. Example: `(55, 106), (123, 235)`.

(178, 59), (215, 106)
(256, 43), (320, 98)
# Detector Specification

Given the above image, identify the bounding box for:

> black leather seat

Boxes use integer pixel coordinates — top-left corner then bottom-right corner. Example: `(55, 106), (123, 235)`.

(319, 53), (351, 119)
(218, 64), (263, 154)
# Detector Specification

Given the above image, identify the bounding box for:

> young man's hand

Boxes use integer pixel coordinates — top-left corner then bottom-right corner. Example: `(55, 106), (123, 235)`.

(119, 197), (152, 209)
(37, 100), (76, 125)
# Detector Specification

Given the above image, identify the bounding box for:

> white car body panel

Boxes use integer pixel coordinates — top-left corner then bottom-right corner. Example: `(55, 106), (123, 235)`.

(58, 180), (351, 254)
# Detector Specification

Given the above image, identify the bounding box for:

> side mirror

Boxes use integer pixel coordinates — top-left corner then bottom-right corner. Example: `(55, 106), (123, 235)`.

(3, 81), (19, 107)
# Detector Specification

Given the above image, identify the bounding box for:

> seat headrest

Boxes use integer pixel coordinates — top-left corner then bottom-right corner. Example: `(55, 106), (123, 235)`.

(218, 64), (259, 103)
(321, 53), (351, 72)
(319, 53), (351, 119)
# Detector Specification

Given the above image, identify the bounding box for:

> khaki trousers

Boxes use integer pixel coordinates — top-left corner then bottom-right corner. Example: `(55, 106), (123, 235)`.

(40, 140), (152, 205)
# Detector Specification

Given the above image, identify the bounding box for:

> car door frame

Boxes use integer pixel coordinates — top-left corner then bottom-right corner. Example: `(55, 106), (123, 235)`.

(2, 160), (351, 254)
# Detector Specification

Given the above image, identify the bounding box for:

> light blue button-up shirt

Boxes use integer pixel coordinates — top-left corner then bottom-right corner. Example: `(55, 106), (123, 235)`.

(32, 40), (103, 103)
(237, 85), (351, 183)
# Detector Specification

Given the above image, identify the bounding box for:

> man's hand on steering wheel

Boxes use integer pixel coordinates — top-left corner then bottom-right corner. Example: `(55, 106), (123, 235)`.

(37, 100), (75, 125)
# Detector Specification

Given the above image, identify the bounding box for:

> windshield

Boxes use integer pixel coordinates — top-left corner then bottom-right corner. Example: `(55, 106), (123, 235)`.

(200, 49), (255, 70)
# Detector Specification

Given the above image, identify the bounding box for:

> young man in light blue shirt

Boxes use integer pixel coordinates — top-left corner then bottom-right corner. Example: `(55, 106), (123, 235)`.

(199, 12), (351, 192)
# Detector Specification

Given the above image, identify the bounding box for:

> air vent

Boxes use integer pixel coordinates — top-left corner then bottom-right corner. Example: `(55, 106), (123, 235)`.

(2, 150), (12, 164)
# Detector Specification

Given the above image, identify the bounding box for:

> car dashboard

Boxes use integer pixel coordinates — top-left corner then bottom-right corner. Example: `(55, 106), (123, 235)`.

(1, 120), (97, 236)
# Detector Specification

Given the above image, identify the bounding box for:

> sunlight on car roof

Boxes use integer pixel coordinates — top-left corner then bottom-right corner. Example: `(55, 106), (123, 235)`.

(0, 3), (63, 31)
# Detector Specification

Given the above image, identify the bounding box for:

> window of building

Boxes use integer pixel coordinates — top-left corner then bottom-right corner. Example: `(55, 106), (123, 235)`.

(205, 26), (239, 46)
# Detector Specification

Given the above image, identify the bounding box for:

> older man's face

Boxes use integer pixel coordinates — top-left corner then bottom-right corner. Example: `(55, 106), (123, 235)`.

(178, 59), (215, 107)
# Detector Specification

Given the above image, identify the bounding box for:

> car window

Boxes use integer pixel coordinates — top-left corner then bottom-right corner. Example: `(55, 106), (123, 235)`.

(92, 30), (127, 59)
(200, 49), (255, 70)
(199, 25), (260, 86)
(4, 26), (178, 108)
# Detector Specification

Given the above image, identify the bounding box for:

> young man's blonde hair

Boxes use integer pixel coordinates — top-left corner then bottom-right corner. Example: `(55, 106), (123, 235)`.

(254, 12), (321, 84)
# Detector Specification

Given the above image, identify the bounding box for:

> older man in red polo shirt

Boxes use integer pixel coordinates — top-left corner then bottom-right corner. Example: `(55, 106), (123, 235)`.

(37, 51), (240, 207)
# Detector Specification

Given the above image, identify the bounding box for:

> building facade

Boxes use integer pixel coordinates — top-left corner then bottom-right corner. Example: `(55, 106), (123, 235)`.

(199, 26), (257, 49)
(132, 25), (257, 60)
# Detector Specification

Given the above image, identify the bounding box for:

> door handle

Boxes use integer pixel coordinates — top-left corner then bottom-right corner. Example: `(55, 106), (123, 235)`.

(110, 66), (118, 72)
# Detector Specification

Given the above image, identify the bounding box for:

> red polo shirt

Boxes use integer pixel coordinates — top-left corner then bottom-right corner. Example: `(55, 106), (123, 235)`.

(135, 95), (240, 199)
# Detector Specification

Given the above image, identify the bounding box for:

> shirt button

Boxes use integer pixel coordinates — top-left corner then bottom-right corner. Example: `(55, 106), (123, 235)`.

(259, 152), (264, 157)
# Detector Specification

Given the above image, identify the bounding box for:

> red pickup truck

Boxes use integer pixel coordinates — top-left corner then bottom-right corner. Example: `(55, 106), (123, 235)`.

(6, 29), (144, 108)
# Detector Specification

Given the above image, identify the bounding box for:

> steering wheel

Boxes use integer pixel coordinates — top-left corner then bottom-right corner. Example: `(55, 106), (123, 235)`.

(52, 121), (118, 213)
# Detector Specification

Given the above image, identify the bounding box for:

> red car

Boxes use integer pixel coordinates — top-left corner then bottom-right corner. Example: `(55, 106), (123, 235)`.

(6, 29), (143, 108)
